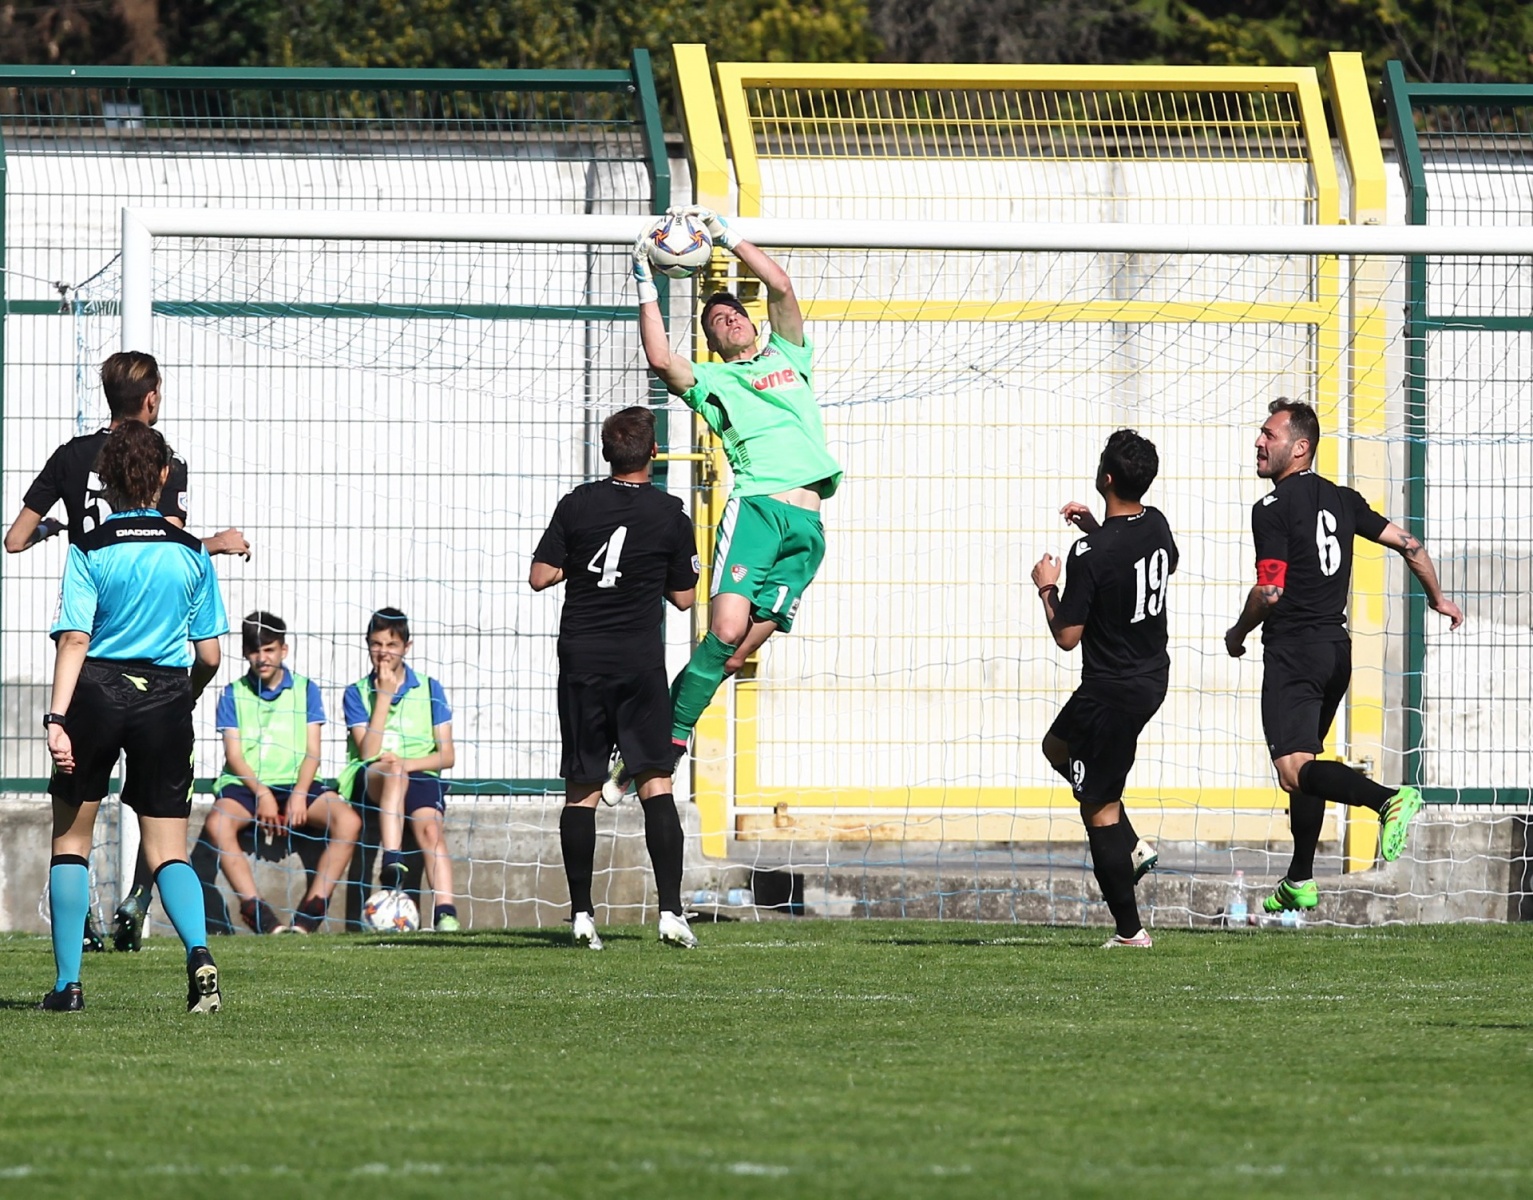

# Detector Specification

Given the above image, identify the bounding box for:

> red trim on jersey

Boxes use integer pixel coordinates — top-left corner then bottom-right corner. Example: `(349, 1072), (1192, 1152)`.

(1256, 559), (1288, 588)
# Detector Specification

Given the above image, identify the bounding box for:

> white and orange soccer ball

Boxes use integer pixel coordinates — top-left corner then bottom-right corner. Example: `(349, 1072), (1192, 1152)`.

(645, 213), (713, 278)
(363, 888), (420, 933)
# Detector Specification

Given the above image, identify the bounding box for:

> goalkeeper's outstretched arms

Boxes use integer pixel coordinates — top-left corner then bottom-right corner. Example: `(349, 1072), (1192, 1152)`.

(671, 204), (804, 348)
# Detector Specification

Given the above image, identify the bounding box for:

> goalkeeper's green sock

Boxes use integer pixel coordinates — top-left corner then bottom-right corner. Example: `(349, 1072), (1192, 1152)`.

(670, 632), (736, 742)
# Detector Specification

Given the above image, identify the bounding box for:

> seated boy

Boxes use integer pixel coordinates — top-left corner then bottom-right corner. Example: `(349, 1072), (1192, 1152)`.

(339, 607), (459, 932)
(206, 611), (360, 933)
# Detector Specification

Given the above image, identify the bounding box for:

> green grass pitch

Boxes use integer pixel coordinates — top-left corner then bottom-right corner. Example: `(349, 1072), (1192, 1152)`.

(3, 921), (1532, 1198)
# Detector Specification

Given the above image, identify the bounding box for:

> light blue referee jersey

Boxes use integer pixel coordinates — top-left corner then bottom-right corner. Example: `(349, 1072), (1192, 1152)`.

(51, 508), (228, 667)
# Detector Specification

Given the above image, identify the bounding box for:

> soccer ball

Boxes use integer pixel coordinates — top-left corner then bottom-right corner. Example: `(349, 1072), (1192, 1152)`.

(646, 213), (713, 278)
(363, 888), (420, 933)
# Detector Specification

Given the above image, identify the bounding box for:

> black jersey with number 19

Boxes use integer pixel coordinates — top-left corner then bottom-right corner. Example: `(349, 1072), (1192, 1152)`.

(1055, 506), (1179, 710)
(1250, 469), (1388, 644)
(532, 479), (699, 673)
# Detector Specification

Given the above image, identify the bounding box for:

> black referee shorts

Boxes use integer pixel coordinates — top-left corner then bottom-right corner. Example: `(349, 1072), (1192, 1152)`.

(49, 660), (195, 818)
(558, 668), (673, 783)
(1261, 638), (1351, 760)
(1047, 688), (1160, 807)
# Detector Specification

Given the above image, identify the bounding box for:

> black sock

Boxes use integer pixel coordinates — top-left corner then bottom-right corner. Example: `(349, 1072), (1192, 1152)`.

(641, 793), (684, 915)
(1086, 823), (1141, 938)
(560, 805), (597, 917)
(1286, 791), (1326, 881)
(1297, 760), (1393, 813)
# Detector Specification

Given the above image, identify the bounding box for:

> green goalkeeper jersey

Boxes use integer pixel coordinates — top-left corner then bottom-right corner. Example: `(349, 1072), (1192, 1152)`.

(681, 331), (843, 499)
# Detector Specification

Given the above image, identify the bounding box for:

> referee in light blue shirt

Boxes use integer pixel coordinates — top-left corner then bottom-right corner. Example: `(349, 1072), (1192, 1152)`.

(41, 421), (229, 1014)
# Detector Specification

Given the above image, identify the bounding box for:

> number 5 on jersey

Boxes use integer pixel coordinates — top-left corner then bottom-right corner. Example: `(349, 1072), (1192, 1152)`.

(587, 526), (628, 589)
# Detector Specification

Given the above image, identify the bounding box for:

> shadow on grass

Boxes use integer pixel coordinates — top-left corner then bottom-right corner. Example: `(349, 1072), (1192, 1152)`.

(351, 927), (650, 951)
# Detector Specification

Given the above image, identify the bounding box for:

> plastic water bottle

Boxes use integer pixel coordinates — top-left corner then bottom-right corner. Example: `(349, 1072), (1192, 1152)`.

(1226, 870), (1248, 927)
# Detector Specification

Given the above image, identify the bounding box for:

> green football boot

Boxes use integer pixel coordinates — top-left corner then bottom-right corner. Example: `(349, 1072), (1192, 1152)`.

(1379, 786), (1424, 863)
(1262, 877), (1319, 914)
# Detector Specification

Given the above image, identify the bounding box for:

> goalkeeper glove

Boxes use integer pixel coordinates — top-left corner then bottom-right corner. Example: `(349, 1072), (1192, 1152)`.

(26, 516), (66, 547)
(669, 204), (740, 251)
(632, 225), (659, 305)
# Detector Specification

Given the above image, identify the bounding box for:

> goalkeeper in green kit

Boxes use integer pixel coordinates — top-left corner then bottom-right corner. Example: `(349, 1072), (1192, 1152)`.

(607, 206), (842, 800)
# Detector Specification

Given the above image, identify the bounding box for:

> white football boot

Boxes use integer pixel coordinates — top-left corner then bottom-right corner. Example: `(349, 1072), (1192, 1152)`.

(573, 911), (604, 951)
(658, 910), (698, 949)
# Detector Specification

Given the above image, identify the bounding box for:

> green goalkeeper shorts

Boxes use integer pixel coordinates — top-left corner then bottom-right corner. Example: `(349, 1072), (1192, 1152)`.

(711, 495), (825, 633)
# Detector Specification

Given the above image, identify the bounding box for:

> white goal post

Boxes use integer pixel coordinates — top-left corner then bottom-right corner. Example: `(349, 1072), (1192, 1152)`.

(119, 207), (1533, 349)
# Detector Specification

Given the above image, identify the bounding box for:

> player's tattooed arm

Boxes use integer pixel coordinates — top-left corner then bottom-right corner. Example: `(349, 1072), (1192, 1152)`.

(1031, 553), (1084, 650)
(1224, 583), (1282, 657)
(1377, 521), (1465, 629)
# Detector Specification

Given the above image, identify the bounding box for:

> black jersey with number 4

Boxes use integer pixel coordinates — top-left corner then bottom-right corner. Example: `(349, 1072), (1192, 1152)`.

(533, 478), (699, 673)
(22, 428), (189, 544)
(1055, 506), (1179, 709)
(1251, 469), (1388, 644)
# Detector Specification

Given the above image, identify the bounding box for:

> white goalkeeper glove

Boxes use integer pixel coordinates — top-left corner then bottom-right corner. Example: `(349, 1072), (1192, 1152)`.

(669, 204), (740, 251)
(632, 225), (660, 305)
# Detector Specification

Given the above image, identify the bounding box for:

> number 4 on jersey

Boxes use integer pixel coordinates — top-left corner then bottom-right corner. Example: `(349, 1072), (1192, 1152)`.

(587, 526), (628, 588)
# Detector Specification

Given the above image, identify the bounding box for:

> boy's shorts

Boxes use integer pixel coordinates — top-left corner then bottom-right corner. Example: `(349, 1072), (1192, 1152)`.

(711, 494), (825, 633)
(351, 770), (448, 817)
(216, 779), (337, 816)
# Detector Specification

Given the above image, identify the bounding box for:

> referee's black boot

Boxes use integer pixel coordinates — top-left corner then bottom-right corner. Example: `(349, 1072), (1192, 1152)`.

(39, 982), (84, 1012)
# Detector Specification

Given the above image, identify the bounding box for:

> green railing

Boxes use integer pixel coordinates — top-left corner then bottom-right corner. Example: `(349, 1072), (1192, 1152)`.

(1384, 61), (1533, 804)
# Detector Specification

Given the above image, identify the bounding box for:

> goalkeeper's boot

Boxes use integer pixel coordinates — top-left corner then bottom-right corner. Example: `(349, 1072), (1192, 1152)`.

(113, 887), (150, 952)
(573, 911), (604, 951)
(658, 910), (698, 950)
(1131, 838), (1159, 884)
(601, 755), (632, 806)
(186, 947), (221, 1014)
(290, 895), (327, 935)
(1102, 930), (1153, 949)
(1262, 877), (1319, 914)
(238, 897), (287, 935)
(39, 982), (84, 1012)
(1379, 785), (1425, 863)
(82, 913), (107, 955)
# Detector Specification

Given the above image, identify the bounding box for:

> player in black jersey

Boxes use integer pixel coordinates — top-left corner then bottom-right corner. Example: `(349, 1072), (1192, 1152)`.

(1033, 430), (1178, 949)
(531, 406), (701, 950)
(3, 351), (249, 953)
(1225, 399), (1463, 916)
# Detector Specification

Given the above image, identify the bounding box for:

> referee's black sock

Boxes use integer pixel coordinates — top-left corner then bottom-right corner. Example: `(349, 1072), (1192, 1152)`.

(640, 793), (684, 915)
(559, 805), (597, 917)
(1297, 760), (1393, 813)
(1085, 823), (1141, 939)
(1286, 791), (1326, 882)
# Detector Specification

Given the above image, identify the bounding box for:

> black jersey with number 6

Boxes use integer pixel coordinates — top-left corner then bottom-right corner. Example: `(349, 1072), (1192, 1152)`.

(1055, 506), (1179, 710)
(533, 479), (699, 673)
(1250, 469), (1388, 645)
(22, 427), (189, 543)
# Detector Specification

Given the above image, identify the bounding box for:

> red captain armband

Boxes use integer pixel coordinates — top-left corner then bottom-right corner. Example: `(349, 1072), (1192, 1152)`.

(1256, 559), (1288, 588)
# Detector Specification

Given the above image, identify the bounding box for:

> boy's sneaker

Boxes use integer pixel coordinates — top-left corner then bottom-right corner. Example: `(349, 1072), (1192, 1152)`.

(573, 911), (604, 951)
(381, 861), (408, 891)
(39, 982), (84, 1012)
(434, 913), (461, 933)
(1131, 838), (1159, 884)
(291, 896), (327, 934)
(1102, 930), (1153, 948)
(186, 948), (221, 1014)
(1263, 877), (1319, 914)
(658, 910), (698, 949)
(82, 914), (107, 954)
(239, 897), (288, 935)
(113, 892), (149, 952)
(1379, 786), (1425, 863)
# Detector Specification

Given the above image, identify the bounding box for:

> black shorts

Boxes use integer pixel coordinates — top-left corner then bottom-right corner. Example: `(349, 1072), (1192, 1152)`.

(50, 660), (194, 818)
(1261, 638), (1351, 759)
(558, 668), (673, 783)
(1046, 688), (1160, 806)
(216, 779), (337, 816)
(349, 772), (448, 816)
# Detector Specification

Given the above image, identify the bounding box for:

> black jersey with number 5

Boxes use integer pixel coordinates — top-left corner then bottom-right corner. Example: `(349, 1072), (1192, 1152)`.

(22, 427), (189, 543)
(533, 478), (699, 673)
(1055, 506), (1179, 709)
(1250, 469), (1388, 645)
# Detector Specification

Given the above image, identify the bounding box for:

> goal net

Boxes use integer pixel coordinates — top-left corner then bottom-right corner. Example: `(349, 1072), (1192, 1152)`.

(44, 208), (1529, 934)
